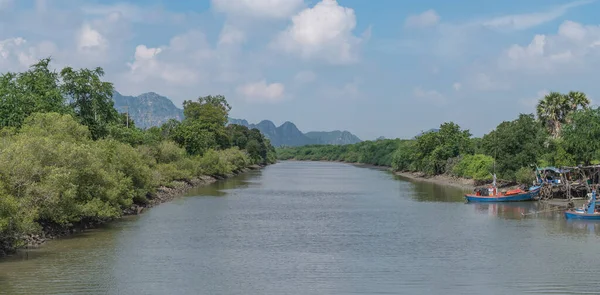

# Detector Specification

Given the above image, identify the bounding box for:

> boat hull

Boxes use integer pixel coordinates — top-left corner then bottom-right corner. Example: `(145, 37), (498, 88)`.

(564, 210), (600, 220)
(465, 187), (540, 203)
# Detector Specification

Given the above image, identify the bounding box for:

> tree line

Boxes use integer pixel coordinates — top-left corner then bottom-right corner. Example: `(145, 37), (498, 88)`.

(0, 58), (275, 254)
(278, 91), (595, 185)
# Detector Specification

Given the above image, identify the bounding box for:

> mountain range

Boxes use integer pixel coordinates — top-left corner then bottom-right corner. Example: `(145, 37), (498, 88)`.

(227, 118), (362, 146)
(112, 91), (184, 128)
(111, 91), (361, 146)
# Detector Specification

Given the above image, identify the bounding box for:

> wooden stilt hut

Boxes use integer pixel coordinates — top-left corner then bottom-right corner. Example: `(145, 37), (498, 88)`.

(537, 165), (600, 200)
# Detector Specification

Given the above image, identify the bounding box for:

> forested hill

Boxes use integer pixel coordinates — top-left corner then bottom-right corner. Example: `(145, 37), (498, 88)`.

(227, 118), (362, 146)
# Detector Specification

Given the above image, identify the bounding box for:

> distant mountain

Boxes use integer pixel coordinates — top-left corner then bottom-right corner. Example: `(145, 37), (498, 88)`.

(228, 118), (361, 147)
(109, 90), (361, 146)
(305, 131), (362, 145)
(226, 118), (312, 146)
(112, 91), (184, 129)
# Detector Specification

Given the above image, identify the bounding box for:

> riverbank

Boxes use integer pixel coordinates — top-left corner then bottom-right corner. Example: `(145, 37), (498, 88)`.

(283, 159), (480, 190)
(393, 171), (476, 191)
(18, 164), (265, 252)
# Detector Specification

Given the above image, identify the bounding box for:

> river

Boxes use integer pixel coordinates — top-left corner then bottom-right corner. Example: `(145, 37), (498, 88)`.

(1, 161), (600, 294)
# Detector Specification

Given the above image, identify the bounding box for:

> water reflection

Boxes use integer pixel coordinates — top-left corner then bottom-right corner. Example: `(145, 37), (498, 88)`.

(0, 220), (127, 295)
(544, 219), (600, 238)
(394, 175), (469, 203)
(471, 202), (540, 220)
(564, 220), (600, 235)
(183, 169), (261, 197)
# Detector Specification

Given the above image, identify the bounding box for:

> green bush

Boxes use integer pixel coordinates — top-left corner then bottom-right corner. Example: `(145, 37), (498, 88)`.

(515, 167), (535, 185)
(153, 163), (192, 187)
(392, 142), (416, 171)
(0, 58), (277, 254)
(154, 141), (187, 164)
(451, 154), (494, 181)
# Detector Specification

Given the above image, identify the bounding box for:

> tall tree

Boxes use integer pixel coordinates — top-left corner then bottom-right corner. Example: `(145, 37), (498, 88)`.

(536, 91), (590, 138)
(414, 122), (473, 175)
(565, 91), (590, 123)
(60, 66), (118, 139)
(482, 114), (546, 179)
(181, 95), (232, 149)
(183, 95), (231, 126)
(562, 107), (600, 165)
(0, 58), (68, 128)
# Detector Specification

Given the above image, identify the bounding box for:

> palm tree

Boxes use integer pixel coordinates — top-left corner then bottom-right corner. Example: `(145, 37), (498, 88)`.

(536, 91), (590, 138)
(565, 91), (590, 123)
(537, 92), (568, 138)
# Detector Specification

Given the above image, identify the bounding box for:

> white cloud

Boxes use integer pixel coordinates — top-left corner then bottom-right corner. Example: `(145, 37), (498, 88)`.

(77, 24), (108, 52)
(453, 82), (462, 91)
(458, 72), (511, 92)
(218, 24), (246, 46)
(413, 87), (446, 104)
(238, 80), (285, 103)
(499, 20), (600, 73)
(294, 71), (316, 84)
(480, 0), (593, 31)
(473, 73), (508, 91)
(272, 0), (362, 64)
(0, 37), (57, 71)
(405, 10), (440, 28)
(122, 31), (214, 92)
(212, 0), (304, 19)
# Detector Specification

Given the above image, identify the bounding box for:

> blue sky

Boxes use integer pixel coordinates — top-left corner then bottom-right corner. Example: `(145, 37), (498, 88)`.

(1, 0), (599, 140)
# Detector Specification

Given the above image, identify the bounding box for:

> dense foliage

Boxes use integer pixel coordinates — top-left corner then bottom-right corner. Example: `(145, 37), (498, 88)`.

(278, 92), (600, 185)
(0, 58), (275, 254)
(277, 139), (402, 166)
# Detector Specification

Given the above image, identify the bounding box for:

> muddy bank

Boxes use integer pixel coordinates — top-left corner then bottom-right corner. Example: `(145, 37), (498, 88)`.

(393, 171), (477, 191)
(17, 164), (265, 252)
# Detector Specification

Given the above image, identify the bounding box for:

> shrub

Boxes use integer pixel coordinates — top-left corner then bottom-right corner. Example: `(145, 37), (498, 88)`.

(451, 154), (494, 181)
(198, 149), (231, 176)
(515, 167), (535, 185)
(155, 141), (187, 164)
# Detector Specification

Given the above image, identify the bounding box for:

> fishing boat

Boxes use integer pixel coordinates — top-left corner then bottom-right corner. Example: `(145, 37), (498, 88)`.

(564, 189), (600, 220)
(465, 172), (541, 202)
(465, 185), (541, 202)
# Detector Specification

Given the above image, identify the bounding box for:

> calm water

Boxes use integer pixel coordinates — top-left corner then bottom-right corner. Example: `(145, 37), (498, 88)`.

(1, 161), (600, 295)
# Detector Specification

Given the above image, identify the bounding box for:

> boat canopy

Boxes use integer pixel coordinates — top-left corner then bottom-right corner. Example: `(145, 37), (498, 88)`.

(537, 167), (570, 174)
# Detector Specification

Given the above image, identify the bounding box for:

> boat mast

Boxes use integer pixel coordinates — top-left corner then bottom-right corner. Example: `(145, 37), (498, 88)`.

(493, 128), (497, 194)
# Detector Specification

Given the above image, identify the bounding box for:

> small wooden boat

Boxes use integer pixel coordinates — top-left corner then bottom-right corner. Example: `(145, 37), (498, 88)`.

(564, 189), (600, 220)
(465, 185), (541, 203)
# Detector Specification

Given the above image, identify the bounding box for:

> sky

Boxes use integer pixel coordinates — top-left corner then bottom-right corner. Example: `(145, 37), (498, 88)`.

(1, 0), (600, 140)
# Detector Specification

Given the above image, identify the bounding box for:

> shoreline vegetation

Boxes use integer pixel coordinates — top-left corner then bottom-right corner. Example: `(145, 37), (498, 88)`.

(277, 90), (596, 195)
(0, 58), (276, 256)
(22, 165), (266, 250)
(286, 159), (483, 190)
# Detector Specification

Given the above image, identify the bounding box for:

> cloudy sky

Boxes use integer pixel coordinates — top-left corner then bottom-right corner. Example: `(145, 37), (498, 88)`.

(1, 0), (599, 140)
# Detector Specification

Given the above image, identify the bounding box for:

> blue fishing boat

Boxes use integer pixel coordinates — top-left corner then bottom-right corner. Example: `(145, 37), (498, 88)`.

(564, 189), (600, 220)
(465, 185), (541, 202)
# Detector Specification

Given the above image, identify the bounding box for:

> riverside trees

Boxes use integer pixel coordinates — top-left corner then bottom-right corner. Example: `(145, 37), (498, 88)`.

(0, 58), (275, 254)
(277, 90), (599, 183)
